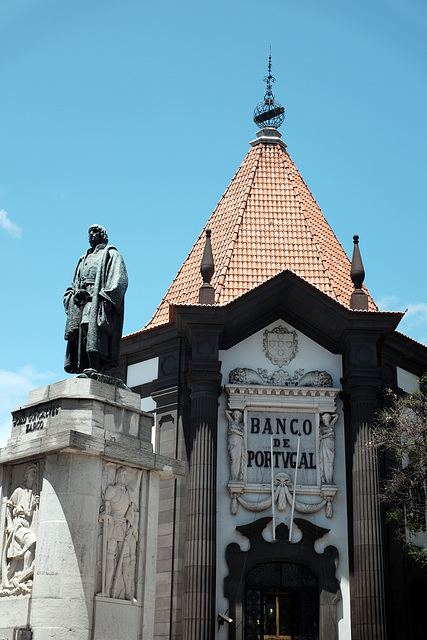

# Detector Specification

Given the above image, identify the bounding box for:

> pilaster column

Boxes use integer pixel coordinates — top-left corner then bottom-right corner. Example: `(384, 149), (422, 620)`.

(349, 386), (387, 639)
(343, 336), (387, 640)
(182, 327), (222, 640)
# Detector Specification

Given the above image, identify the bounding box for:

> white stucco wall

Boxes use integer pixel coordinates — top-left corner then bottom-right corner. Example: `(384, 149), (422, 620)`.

(127, 357), (158, 390)
(216, 319), (351, 639)
(126, 357), (158, 443)
(397, 366), (419, 394)
(396, 367), (427, 549)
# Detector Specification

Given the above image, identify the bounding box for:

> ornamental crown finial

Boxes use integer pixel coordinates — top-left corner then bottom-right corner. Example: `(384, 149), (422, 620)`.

(253, 48), (285, 130)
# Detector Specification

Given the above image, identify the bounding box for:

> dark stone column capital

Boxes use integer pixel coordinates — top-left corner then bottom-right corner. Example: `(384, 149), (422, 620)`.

(188, 361), (222, 396)
(187, 324), (222, 361)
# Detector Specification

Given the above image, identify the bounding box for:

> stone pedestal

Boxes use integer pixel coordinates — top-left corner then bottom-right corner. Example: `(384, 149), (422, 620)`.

(0, 378), (184, 640)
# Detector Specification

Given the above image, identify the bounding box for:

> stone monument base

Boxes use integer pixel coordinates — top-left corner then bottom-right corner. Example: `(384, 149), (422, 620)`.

(0, 378), (184, 640)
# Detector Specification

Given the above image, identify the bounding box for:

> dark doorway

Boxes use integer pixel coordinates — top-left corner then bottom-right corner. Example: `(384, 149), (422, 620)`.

(410, 577), (427, 640)
(245, 562), (318, 640)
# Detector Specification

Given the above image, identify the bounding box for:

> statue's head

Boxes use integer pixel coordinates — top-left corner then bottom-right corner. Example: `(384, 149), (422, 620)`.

(115, 466), (128, 485)
(24, 464), (37, 485)
(88, 224), (108, 247)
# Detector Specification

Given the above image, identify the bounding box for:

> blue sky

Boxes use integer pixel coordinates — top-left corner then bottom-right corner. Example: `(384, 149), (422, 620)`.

(1, 0), (426, 445)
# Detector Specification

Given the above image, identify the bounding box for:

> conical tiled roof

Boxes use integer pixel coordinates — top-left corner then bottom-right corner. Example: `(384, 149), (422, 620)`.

(144, 128), (377, 330)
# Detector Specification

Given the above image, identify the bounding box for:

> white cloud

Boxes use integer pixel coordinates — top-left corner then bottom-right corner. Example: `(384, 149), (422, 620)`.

(54, 191), (67, 200)
(396, 302), (427, 346)
(405, 303), (427, 323)
(376, 295), (399, 311)
(0, 209), (22, 239)
(371, 295), (427, 345)
(0, 366), (54, 447)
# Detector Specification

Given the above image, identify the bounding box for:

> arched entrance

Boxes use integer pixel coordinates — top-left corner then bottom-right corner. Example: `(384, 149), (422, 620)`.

(224, 518), (340, 640)
(245, 562), (318, 640)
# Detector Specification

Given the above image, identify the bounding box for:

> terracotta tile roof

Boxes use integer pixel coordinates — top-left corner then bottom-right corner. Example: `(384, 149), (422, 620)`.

(143, 132), (377, 331)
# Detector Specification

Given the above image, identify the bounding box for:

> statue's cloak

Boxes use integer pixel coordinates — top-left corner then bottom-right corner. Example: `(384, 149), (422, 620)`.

(64, 245), (128, 372)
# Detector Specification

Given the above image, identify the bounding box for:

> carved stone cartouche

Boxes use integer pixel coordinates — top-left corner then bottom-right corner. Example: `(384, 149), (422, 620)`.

(263, 326), (298, 367)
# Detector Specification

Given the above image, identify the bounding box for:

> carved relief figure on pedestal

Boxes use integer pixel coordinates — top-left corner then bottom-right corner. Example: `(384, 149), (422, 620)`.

(319, 413), (339, 485)
(226, 409), (246, 481)
(99, 466), (138, 602)
(1, 464), (39, 595)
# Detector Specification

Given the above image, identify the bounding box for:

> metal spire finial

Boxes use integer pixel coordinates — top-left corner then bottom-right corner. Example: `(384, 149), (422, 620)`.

(254, 48), (285, 130)
(263, 47), (276, 103)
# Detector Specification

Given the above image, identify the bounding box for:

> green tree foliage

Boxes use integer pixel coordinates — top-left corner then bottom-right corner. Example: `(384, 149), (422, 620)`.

(371, 375), (427, 566)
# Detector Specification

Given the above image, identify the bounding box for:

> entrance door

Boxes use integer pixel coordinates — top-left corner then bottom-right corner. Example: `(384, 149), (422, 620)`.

(245, 562), (318, 640)
(263, 591), (297, 640)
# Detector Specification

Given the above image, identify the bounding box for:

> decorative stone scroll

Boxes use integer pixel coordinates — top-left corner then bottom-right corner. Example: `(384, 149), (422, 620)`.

(97, 463), (140, 602)
(0, 464), (39, 596)
(225, 382), (339, 518)
(229, 472), (334, 518)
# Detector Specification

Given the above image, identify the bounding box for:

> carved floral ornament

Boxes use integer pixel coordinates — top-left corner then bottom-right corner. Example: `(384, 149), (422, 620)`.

(229, 367), (333, 387)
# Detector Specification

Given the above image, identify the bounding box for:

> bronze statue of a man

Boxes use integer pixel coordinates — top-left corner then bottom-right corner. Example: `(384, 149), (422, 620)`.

(64, 225), (128, 374)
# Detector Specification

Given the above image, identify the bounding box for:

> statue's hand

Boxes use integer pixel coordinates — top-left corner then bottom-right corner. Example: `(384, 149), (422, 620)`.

(74, 289), (90, 306)
(99, 512), (113, 526)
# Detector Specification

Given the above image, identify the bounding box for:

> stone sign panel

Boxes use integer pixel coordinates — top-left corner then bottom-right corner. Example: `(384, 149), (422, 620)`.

(246, 410), (317, 485)
(12, 405), (60, 438)
(225, 382), (340, 518)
